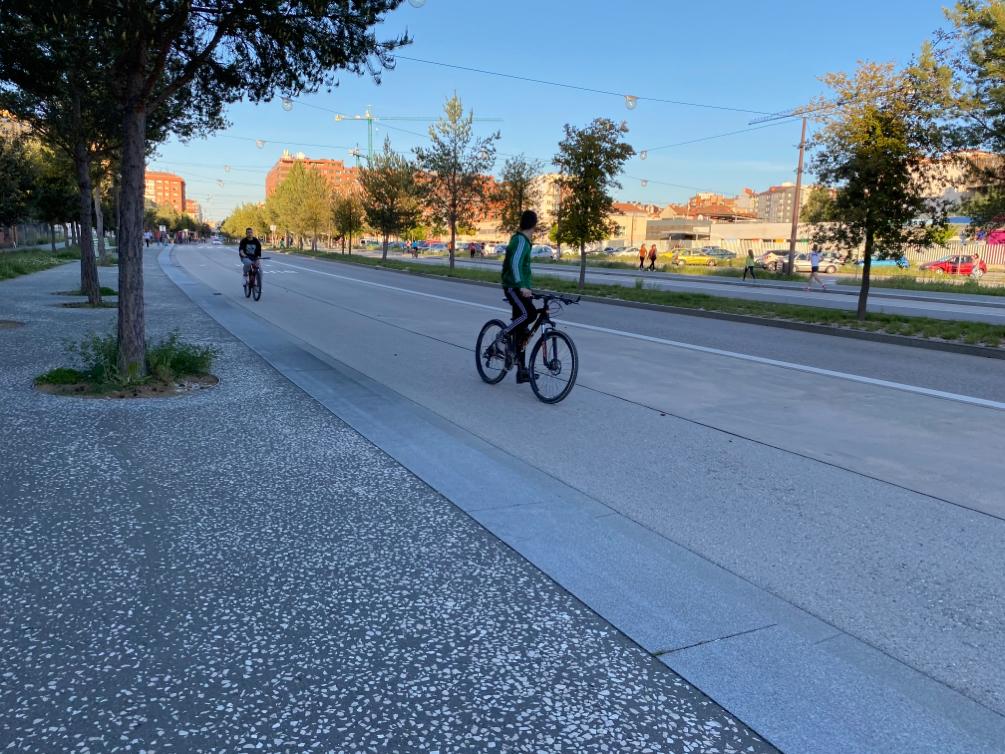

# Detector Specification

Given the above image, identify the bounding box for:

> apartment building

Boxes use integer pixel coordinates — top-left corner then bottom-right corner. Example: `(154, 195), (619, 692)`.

(144, 171), (186, 214)
(265, 150), (360, 197)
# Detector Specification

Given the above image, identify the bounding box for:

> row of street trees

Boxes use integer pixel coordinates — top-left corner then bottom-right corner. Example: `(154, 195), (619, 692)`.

(0, 0), (408, 376)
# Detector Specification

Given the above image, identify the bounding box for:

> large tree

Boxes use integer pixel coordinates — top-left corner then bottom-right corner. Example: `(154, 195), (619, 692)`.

(2, 0), (408, 374)
(810, 62), (951, 319)
(332, 193), (366, 253)
(938, 1), (1005, 232)
(0, 134), (36, 244)
(360, 138), (422, 260)
(268, 162), (333, 250)
(553, 118), (635, 288)
(414, 94), (499, 270)
(800, 186), (837, 223)
(496, 155), (542, 232)
(30, 144), (78, 252)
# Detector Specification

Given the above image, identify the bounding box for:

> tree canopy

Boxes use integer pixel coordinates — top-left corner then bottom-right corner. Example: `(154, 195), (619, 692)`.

(809, 61), (950, 318)
(360, 138), (422, 260)
(414, 94), (498, 269)
(553, 118), (635, 288)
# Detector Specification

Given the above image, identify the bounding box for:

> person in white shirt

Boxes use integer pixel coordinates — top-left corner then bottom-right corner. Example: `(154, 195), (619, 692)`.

(805, 244), (828, 291)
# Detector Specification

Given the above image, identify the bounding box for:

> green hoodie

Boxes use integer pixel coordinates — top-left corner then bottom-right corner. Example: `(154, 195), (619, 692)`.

(501, 232), (533, 289)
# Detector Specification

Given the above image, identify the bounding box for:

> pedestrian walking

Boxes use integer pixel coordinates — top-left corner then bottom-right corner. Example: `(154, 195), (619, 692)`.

(647, 244), (658, 271)
(805, 244), (827, 291)
(639, 244), (647, 270)
(469, 241), (477, 259)
(742, 249), (757, 280)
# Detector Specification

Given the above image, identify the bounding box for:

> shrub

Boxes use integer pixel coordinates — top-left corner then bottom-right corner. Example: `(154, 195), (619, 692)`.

(146, 331), (218, 382)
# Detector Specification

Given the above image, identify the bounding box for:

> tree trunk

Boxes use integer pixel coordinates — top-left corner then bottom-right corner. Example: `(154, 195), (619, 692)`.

(578, 242), (586, 289)
(117, 74), (148, 377)
(49, 224), (56, 252)
(857, 229), (873, 321)
(74, 142), (101, 305)
(93, 185), (106, 261)
(63, 223), (70, 248)
(449, 217), (456, 271)
(12, 225), (17, 248)
(382, 233), (389, 261)
(70, 222), (77, 246)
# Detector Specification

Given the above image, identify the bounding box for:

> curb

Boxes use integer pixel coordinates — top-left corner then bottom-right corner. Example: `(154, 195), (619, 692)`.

(284, 253), (1005, 361)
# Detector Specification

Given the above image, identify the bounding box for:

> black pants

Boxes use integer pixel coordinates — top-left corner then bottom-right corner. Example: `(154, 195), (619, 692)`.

(648, 259), (656, 270)
(743, 266), (756, 279)
(503, 288), (538, 360)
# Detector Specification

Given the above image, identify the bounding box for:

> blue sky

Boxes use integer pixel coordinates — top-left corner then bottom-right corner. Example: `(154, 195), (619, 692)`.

(150, 0), (953, 222)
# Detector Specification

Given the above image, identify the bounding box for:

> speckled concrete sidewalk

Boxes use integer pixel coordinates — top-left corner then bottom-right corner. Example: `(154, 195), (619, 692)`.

(0, 252), (777, 753)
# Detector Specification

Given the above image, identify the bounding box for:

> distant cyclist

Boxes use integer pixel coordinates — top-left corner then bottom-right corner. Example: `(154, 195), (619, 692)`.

(501, 210), (538, 384)
(238, 227), (262, 285)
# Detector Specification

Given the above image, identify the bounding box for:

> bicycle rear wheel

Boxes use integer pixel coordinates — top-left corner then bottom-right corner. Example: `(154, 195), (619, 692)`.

(528, 329), (578, 404)
(475, 319), (510, 384)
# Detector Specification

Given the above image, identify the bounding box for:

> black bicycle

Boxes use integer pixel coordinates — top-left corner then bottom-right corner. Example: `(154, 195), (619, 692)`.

(475, 292), (580, 404)
(243, 257), (268, 301)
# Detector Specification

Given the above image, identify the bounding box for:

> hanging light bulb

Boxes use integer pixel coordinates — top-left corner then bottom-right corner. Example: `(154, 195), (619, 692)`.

(624, 95), (638, 110)
(353, 114), (361, 120)
(255, 139), (265, 149)
(408, 0), (426, 7)
(641, 179), (648, 188)
(639, 150), (648, 161)
(334, 114), (344, 122)
(223, 164), (232, 173)
(216, 180), (224, 188)
(281, 97), (293, 111)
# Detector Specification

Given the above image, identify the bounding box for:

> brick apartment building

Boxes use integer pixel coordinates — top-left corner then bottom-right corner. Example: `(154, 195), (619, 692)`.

(144, 171), (186, 214)
(184, 199), (202, 222)
(265, 150), (360, 197)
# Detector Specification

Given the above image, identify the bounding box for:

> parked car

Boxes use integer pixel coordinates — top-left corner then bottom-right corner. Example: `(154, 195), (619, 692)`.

(754, 249), (791, 271)
(488, 244), (507, 257)
(793, 252), (845, 273)
(854, 254), (909, 269)
(427, 242), (448, 253)
(920, 254), (988, 276)
(531, 244), (557, 259)
(672, 248), (719, 266)
(603, 246), (625, 255)
(702, 246), (737, 261)
(210, 236), (222, 246)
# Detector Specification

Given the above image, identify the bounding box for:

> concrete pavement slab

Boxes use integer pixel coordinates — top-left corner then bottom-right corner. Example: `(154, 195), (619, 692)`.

(165, 246), (1005, 753)
(0, 251), (776, 753)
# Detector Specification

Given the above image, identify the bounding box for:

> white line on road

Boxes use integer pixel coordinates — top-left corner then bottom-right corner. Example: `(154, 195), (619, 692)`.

(266, 257), (1005, 411)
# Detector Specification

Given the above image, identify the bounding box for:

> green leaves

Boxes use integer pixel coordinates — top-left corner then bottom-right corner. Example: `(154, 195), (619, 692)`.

(359, 137), (422, 258)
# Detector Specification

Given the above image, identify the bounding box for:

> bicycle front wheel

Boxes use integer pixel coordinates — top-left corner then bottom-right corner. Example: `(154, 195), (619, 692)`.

(475, 319), (510, 384)
(529, 329), (578, 404)
(243, 280), (252, 298)
(253, 273), (262, 301)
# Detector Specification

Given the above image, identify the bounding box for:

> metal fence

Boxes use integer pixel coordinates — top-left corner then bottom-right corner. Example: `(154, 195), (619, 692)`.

(0, 223), (65, 249)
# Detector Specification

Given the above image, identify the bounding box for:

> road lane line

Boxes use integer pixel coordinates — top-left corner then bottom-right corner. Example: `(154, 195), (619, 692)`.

(266, 257), (1005, 411)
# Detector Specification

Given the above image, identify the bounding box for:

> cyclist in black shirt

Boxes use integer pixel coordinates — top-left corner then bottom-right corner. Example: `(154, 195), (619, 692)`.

(238, 227), (262, 285)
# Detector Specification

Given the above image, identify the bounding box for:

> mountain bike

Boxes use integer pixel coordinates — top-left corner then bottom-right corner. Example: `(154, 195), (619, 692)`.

(475, 292), (580, 404)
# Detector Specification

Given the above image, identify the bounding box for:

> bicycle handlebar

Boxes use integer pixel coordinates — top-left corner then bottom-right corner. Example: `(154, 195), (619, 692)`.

(533, 291), (581, 305)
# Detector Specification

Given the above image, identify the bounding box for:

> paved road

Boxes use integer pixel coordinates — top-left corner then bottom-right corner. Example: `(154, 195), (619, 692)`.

(171, 245), (1005, 753)
(386, 253), (1005, 324)
(0, 254), (776, 754)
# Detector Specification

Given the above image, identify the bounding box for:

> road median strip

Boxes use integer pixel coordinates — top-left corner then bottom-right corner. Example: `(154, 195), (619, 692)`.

(277, 249), (1005, 357)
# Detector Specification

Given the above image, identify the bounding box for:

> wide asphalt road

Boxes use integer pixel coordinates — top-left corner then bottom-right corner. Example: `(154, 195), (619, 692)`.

(173, 244), (1005, 752)
(392, 252), (1005, 324)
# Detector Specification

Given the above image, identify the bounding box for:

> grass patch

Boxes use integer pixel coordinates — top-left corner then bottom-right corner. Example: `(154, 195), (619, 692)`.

(289, 249), (1005, 349)
(35, 330), (220, 396)
(55, 286), (118, 297)
(0, 247), (81, 280)
(838, 275), (1005, 297)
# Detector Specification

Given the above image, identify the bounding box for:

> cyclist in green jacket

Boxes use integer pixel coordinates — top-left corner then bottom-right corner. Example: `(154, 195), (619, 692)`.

(501, 210), (538, 383)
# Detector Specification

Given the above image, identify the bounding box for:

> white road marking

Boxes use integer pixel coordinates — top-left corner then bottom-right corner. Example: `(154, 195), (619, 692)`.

(262, 257), (1005, 411)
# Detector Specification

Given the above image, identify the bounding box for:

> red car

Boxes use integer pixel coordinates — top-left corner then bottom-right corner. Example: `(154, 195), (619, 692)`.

(920, 254), (988, 277)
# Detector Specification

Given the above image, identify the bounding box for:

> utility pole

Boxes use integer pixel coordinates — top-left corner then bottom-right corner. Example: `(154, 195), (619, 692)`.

(787, 116), (807, 275)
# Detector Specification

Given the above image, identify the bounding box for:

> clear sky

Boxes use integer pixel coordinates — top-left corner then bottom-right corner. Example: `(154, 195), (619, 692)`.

(150, 0), (954, 223)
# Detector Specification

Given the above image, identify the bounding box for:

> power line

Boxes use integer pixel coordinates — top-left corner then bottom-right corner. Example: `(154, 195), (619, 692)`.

(639, 119), (798, 154)
(395, 55), (772, 115)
